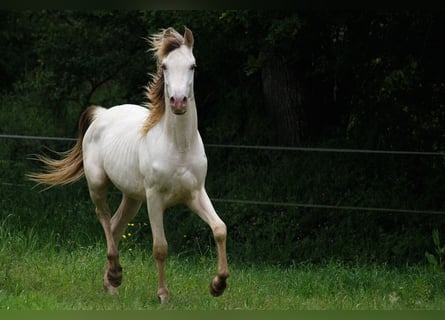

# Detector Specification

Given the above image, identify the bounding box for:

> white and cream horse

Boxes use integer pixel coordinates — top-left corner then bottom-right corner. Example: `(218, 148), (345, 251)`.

(29, 27), (229, 303)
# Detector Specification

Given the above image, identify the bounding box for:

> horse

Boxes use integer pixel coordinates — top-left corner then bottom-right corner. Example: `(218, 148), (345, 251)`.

(28, 27), (229, 303)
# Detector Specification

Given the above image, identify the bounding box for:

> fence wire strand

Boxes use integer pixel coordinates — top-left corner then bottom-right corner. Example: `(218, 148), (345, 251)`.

(1, 133), (444, 156)
(1, 133), (445, 216)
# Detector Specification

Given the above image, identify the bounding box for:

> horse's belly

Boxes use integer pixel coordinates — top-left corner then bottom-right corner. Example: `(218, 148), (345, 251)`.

(108, 171), (146, 201)
(103, 148), (146, 201)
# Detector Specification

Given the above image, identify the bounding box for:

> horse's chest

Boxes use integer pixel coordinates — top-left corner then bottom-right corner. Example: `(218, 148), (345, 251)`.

(149, 158), (206, 203)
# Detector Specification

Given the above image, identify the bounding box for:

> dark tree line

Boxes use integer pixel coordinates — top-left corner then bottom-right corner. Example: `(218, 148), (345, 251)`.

(2, 10), (444, 150)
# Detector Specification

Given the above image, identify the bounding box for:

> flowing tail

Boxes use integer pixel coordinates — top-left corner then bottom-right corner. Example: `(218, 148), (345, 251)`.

(28, 105), (98, 187)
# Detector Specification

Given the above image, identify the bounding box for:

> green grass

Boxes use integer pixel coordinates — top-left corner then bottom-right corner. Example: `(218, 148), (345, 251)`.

(1, 227), (445, 310)
(1, 174), (445, 310)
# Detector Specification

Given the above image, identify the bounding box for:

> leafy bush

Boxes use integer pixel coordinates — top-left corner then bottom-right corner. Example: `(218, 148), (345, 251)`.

(425, 229), (445, 271)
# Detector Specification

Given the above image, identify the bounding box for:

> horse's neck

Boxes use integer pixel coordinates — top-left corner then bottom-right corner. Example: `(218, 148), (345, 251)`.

(162, 101), (198, 153)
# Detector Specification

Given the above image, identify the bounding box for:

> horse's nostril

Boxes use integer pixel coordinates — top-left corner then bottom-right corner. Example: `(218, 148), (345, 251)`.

(170, 96), (187, 107)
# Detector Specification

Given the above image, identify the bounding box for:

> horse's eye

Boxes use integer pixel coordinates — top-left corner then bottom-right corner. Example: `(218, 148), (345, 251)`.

(190, 64), (197, 71)
(161, 64), (167, 71)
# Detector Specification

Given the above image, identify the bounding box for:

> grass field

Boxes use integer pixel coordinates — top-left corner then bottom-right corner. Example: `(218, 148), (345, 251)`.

(1, 179), (445, 310)
(1, 227), (445, 310)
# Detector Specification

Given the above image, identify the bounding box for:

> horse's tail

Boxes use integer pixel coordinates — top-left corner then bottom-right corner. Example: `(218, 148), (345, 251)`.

(28, 105), (99, 188)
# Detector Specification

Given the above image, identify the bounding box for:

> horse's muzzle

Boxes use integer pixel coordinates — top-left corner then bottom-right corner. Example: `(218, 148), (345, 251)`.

(170, 95), (187, 115)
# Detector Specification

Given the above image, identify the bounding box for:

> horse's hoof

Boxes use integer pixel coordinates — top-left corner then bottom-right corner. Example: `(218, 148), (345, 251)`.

(158, 295), (169, 304)
(103, 268), (122, 295)
(209, 276), (227, 297)
(157, 288), (169, 304)
(106, 266), (123, 287)
(103, 283), (118, 295)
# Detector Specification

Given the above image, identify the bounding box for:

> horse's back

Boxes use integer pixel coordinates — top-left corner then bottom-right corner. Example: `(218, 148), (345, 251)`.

(84, 104), (147, 148)
(92, 104), (148, 127)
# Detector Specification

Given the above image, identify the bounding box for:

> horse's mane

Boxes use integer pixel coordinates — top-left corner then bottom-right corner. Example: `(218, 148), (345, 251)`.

(142, 28), (184, 135)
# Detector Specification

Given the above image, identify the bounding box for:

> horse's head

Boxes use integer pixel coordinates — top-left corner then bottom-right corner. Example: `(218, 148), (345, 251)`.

(161, 27), (196, 115)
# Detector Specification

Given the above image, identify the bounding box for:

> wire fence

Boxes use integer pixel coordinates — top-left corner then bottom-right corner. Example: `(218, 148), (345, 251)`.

(2, 133), (445, 155)
(1, 133), (445, 216)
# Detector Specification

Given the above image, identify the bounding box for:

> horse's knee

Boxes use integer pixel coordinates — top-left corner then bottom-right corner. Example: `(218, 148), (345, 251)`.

(213, 222), (227, 243)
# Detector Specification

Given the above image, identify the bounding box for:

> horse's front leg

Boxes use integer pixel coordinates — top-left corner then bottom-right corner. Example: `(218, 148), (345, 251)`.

(146, 192), (169, 303)
(187, 188), (229, 297)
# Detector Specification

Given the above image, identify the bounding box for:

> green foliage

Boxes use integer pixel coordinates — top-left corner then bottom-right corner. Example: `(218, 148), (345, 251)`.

(425, 229), (445, 271)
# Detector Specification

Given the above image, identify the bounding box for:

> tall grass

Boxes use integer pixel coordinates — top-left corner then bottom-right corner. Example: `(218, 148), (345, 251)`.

(1, 231), (445, 310)
(1, 150), (445, 310)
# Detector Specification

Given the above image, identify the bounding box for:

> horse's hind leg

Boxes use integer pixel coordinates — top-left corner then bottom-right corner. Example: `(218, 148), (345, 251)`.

(95, 195), (141, 294)
(110, 195), (142, 247)
(88, 180), (122, 294)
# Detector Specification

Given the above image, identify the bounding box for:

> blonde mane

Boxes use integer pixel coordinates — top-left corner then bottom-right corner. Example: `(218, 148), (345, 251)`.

(142, 28), (185, 134)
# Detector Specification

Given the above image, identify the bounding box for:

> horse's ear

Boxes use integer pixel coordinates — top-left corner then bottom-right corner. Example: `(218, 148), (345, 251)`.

(183, 26), (194, 48)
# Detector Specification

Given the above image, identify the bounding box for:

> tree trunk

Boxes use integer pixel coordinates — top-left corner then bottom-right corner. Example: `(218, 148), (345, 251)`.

(262, 55), (305, 146)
